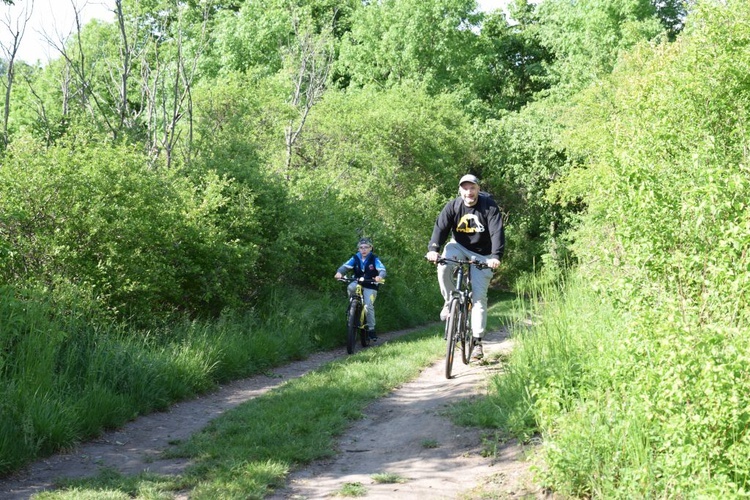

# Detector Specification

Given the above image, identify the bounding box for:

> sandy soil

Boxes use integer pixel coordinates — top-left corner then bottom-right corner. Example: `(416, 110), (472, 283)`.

(0, 326), (550, 500)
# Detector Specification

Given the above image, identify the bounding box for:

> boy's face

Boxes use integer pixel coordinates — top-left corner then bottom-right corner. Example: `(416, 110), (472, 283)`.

(359, 244), (372, 257)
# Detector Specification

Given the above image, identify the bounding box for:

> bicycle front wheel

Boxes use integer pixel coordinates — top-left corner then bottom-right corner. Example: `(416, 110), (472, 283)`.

(461, 304), (473, 364)
(445, 299), (460, 379)
(347, 300), (360, 354)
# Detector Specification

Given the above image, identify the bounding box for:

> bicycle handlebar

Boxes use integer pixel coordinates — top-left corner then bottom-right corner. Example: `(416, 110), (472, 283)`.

(337, 277), (385, 284)
(426, 255), (489, 270)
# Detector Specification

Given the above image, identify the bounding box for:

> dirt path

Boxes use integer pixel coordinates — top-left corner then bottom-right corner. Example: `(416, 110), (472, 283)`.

(0, 327), (547, 499)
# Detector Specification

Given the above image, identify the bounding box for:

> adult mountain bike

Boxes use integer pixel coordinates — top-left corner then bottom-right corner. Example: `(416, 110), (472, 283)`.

(434, 257), (488, 379)
(338, 277), (382, 355)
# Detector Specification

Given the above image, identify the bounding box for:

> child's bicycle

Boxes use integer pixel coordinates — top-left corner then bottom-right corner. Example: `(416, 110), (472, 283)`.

(431, 256), (489, 379)
(337, 277), (383, 355)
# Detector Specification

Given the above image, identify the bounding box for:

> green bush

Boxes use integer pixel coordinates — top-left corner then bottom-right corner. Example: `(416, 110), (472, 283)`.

(0, 283), (330, 477)
(0, 134), (260, 321)
(517, 1), (750, 496)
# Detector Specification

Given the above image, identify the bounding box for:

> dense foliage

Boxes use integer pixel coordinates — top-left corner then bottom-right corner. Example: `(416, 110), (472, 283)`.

(458, 1), (750, 497)
(10, 0), (750, 497)
(534, 2), (750, 495)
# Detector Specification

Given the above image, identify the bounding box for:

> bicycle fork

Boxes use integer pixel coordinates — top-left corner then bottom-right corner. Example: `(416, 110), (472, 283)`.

(350, 293), (368, 334)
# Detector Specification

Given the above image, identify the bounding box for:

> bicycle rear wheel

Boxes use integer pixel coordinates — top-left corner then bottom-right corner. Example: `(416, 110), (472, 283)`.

(463, 332), (475, 364)
(444, 299), (459, 379)
(359, 324), (369, 347)
(347, 300), (360, 354)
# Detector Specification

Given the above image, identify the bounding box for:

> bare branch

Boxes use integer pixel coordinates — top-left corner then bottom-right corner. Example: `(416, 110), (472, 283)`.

(39, 0), (118, 137)
(283, 11), (336, 177)
(0, 0), (33, 148)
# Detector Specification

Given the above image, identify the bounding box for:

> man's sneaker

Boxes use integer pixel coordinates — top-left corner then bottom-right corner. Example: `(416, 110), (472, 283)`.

(440, 302), (451, 321)
(368, 330), (378, 342)
(471, 340), (484, 360)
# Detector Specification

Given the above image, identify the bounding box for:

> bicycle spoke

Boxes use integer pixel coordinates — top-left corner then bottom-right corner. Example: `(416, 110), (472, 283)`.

(445, 299), (459, 379)
(462, 304), (474, 363)
(347, 300), (359, 354)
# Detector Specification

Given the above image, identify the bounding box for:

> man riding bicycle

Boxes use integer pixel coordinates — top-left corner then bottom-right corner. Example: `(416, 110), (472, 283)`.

(425, 174), (505, 360)
(334, 238), (387, 342)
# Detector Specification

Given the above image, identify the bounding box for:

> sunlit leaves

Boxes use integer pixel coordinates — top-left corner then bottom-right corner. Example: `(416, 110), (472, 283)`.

(337, 0), (482, 93)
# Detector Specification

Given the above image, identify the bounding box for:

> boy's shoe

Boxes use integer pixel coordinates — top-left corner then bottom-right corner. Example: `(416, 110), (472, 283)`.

(471, 340), (484, 360)
(440, 302), (451, 321)
(367, 330), (378, 342)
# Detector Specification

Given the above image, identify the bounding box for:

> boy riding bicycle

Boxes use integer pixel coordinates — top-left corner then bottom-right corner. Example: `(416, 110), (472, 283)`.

(334, 238), (387, 342)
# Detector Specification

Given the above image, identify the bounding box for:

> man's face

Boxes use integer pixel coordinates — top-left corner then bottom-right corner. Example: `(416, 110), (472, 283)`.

(459, 182), (479, 207)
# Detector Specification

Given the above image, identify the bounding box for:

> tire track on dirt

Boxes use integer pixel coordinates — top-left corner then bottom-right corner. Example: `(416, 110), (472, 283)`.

(268, 328), (546, 499)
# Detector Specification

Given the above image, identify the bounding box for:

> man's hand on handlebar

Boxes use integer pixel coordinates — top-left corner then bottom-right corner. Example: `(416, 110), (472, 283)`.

(425, 251), (440, 263)
(425, 252), (500, 270)
(485, 258), (500, 269)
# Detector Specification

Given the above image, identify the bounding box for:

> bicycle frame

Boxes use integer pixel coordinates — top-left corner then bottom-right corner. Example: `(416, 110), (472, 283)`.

(338, 277), (381, 355)
(435, 257), (488, 379)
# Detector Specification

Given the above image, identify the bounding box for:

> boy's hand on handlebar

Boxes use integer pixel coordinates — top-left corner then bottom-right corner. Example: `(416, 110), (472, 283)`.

(334, 272), (343, 279)
(485, 258), (501, 269)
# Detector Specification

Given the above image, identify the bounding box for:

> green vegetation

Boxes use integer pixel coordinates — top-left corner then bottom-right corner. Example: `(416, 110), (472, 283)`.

(5, 0), (750, 497)
(0, 287), (317, 475)
(371, 472), (407, 484)
(31, 327), (446, 499)
(421, 438), (440, 449)
(24, 294), (513, 499)
(335, 482), (368, 497)
(457, 2), (750, 497)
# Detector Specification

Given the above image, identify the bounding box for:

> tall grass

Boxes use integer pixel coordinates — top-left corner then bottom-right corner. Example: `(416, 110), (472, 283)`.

(31, 327), (448, 499)
(460, 271), (750, 498)
(0, 281), (400, 478)
(454, 275), (614, 435)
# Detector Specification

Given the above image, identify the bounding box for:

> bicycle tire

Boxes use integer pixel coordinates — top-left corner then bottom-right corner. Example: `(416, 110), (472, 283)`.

(445, 298), (459, 379)
(347, 300), (360, 354)
(462, 303), (473, 364)
(463, 331), (474, 364)
(359, 317), (369, 347)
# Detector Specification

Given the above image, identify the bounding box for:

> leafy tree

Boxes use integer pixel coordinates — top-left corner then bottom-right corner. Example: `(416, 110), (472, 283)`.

(531, 2), (750, 495)
(284, 83), (475, 289)
(336, 0), (483, 94)
(474, 0), (688, 278)
(213, 0), (359, 75)
(653, 0), (690, 41)
(534, 0), (671, 94)
(473, 3), (553, 111)
(0, 132), (260, 322)
(556, 0), (750, 323)
(475, 100), (573, 279)
(189, 70), (296, 288)
(0, 0), (32, 147)
(282, 18), (335, 175)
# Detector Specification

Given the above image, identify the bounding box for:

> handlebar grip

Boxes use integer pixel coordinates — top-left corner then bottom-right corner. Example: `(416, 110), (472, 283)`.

(430, 256), (490, 269)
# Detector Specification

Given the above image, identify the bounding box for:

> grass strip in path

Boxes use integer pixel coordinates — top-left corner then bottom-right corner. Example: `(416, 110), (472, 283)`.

(29, 291), (520, 499)
(38, 326), (446, 499)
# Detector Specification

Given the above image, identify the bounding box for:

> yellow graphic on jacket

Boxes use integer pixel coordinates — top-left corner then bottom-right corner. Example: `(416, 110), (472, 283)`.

(456, 214), (485, 233)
